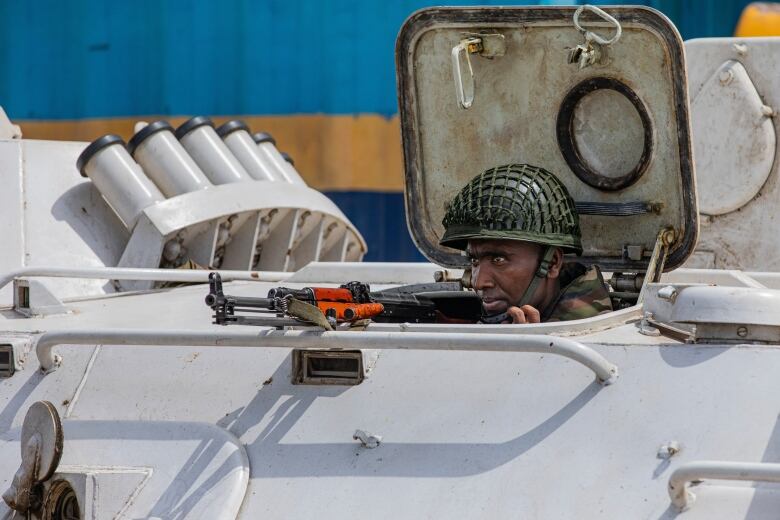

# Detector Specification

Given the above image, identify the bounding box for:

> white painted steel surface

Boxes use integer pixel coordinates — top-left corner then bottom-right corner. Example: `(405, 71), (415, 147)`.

(139, 181), (318, 236)
(279, 152), (306, 185)
(287, 261), (449, 284)
(0, 266), (291, 292)
(1, 270), (780, 518)
(80, 142), (164, 229)
(691, 60), (775, 216)
(117, 189), (365, 277)
(0, 140), (24, 304)
(663, 268), (770, 288)
(685, 37), (780, 271)
(0, 107), (21, 139)
(132, 126), (212, 196)
(0, 421), (249, 519)
(671, 285), (780, 326)
(669, 461), (780, 510)
(222, 129), (282, 182)
(0, 139), (131, 304)
(255, 139), (306, 185)
(179, 124), (252, 185)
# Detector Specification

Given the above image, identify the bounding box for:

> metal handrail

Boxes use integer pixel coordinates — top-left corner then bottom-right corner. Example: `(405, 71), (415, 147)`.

(0, 266), (292, 291)
(669, 460), (780, 510)
(34, 329), (619, 384)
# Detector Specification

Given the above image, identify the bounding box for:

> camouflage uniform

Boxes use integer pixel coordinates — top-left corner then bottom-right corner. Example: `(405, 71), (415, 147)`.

(542, 263), (613, 322)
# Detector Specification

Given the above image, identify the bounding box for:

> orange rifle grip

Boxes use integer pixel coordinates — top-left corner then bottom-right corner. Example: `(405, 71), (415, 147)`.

(343, 303), (385, 321)
(317, 302), (385, 321)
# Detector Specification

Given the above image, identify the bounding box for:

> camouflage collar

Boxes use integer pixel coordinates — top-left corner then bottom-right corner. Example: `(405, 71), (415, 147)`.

(542, 263), (613, 322)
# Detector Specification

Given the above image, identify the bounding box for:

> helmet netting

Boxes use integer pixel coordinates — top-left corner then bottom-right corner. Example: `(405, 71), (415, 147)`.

(443, 164), (579, 236)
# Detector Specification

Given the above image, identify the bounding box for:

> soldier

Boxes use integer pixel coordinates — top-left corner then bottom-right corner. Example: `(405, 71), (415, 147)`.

(440, 164), (612, 323)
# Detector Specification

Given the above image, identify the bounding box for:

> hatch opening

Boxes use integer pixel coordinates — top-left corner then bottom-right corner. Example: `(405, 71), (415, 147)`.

(293, 349), (364, 385)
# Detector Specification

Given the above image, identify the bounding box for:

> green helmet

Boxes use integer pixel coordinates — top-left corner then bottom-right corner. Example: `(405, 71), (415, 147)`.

(440, 164), (583, 254)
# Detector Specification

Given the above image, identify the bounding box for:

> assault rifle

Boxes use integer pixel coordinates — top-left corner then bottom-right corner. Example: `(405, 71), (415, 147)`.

(205, 272), (486, 328)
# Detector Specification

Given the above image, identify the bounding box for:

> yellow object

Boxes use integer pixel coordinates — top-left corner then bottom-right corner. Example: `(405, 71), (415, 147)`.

(19, 113), (405, 192)
(735, 2), (780, 36)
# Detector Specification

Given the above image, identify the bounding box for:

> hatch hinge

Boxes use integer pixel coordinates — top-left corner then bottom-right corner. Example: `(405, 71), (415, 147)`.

(637, 227), (676, 304)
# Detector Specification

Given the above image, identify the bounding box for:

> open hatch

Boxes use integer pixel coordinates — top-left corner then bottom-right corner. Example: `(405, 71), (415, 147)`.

(396, 5), (698, 280)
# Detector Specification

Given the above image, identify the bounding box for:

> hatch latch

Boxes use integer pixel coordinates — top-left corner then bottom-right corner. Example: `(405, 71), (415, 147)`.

(451, 33), (506, 109)
(567, 4), (622, 69)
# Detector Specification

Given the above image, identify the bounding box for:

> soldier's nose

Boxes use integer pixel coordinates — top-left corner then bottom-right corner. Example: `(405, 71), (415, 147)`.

(472, 266), (494, 290)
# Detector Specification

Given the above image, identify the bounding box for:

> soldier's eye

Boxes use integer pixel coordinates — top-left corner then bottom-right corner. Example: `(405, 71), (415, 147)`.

(492, 256), (507, 265)
(469, 257), (479, 267)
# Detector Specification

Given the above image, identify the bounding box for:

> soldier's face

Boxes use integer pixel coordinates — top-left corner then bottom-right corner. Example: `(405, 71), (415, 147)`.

(466, 239), (544, 314)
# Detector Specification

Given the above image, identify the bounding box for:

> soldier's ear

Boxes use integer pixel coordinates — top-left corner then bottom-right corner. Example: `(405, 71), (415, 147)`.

(547, 247), (564, 279)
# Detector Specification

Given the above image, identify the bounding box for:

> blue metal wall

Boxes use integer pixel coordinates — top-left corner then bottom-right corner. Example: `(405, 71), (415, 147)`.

(0, 0), (752, 262)
(0, 1), (751, 119)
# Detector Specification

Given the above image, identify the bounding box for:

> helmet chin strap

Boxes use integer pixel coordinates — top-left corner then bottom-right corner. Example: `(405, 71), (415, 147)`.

(478, 246), (556, 323)
(517, 246), (555, 308)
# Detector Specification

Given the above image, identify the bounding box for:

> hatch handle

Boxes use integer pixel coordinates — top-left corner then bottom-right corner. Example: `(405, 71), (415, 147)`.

(573, 4), (622, 46)
(669, 460), (780, 510)
(451, 37), (482, 109)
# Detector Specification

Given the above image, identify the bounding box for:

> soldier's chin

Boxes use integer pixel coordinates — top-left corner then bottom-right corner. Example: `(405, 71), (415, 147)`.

(482, 300), (507, 314)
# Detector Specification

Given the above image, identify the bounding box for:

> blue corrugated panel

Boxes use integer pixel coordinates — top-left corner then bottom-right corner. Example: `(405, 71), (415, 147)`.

(325, 191), (427, 262)
(0, 1), (752, 119)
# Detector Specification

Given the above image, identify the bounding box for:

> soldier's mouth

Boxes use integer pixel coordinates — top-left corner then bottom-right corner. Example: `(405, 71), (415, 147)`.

(481, 298), (507, 313)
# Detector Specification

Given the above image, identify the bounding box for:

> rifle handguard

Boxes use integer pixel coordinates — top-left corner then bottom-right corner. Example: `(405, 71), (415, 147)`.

(342, 303), (385, 321)
(316, 302), (385, 322)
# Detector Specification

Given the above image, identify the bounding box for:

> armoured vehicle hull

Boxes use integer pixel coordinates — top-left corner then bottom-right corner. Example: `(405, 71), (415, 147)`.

(3, 268), (780, 518)
(2, 5), (780, 519)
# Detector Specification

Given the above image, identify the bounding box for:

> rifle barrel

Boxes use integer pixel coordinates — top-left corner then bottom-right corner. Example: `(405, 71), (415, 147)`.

(229, 296), (273, 308)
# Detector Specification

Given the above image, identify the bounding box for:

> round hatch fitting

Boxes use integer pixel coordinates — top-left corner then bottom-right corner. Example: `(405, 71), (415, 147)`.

(557, 77), (653, 191)
(21, 401), (63, 483)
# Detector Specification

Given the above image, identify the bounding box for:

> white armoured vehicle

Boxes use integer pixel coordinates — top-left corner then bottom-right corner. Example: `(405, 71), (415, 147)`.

(2, 5), (780, 519)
